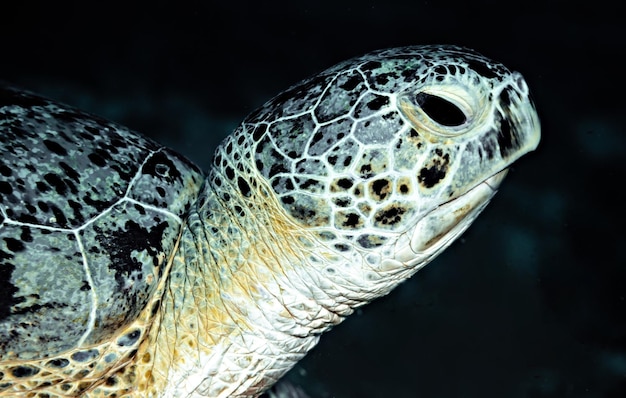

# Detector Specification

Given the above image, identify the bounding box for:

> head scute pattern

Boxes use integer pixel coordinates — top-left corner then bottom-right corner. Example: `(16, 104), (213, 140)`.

(0, 45), (539, 397)
(210, 45), (539, 277)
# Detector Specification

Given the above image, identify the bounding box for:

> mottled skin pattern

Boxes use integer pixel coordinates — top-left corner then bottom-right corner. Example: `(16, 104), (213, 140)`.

(0, 87), (204, 395)
(0, 45), (540, 397)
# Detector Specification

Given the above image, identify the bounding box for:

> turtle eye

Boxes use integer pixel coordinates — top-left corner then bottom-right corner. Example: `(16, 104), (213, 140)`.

(414, 92), (467, 127)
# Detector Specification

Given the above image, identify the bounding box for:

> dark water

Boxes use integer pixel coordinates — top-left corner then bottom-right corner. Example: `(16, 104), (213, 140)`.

(1, 1), (624, 397)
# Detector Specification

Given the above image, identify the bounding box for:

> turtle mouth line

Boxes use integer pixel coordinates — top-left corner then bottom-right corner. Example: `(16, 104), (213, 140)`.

(438, 168), (508, 209)
(408, 168), (508, 255)
(482, 168), (508, 191)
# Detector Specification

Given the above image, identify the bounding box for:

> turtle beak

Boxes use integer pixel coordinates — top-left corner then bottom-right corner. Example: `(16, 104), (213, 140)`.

(408, 168), (506, 255)
(391, 168), (507, 269)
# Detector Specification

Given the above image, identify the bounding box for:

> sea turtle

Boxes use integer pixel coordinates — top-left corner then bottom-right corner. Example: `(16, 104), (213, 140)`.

(0, 45), (540, 397)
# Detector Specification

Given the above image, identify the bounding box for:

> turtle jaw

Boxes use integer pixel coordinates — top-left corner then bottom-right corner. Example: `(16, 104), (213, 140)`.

(392, 169), (508, 268)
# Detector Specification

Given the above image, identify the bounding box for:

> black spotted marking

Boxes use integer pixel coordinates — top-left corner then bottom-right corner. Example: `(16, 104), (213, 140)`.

(237, 177), (251, 197)
(496, 88), (522, 158)
(48, 203), (69, 227)
(151, 300), (161, 317)
(117, 329), (141, 347)
(499, 88), (512, 107)
(340, 212), (362, 228)
(19, 227), (33, 243)
(10, 365), (39, 378)
(315, 70), (366, 122)
(360, 60), (382, 72)
(333, 178), (354, 194)
(370, 178), (391, 201)
(236, 134), (246, 146)
(71, 349), (99, 362)
(141, 151), (186, 185)
(268, 161), (289, 179)
(3, 237), (24, 253)
(88, 151), (108, 167)
(0, 165), (12, 177)
(234, 205), (245, 217)
(339, 73), (362, 91)
(418, 151), (450, 188)
(334, 243), (350, 252)
(46, 358), (70, 368)
(497, 116), (518, 158)
(254, 159), (264, 173)
(133, 203), (146, 216)
(127, 349), (138, 360)
(0, 181), (11, 195)
(466, 59), (499, 79)
(0, 86), (194, 235)
(359, 164), (373, 179)
(96, 219), (168, 286)
(43, 139), (68, 156)
(366, 95), (389, 111)
(357, 234), (388, 248)
(255, 133), (271, 156)
(35, 180), (50, 193)
(105, 376), (118, 387)
(295, 177), (323, 192)
(265, 73), (331, 118)
(43, 172), (68, 195)
(225, 166), (235, 180)
(407, 129), (424, 149)
(418, 166), (446, 188)
(375, 74), (389, 85)
(309, 131), (323, 148)
(0, 261), (21, 322)
(270, 176), (295, 194)
(59, 162), (81, 183)
(332, 197), (352, 207)
(481, 134), (496, 159)
(281, 198), (330, 226)
(374, 206), (406, 226)
(433, 65), (447, 76)
(213, 153), (223, 168)
(281, 196), (295, 205)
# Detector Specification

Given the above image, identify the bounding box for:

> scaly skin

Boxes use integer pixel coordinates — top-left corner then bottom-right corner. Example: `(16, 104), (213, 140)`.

(139, 45), (540, 397)
(0, 45), (540, 397)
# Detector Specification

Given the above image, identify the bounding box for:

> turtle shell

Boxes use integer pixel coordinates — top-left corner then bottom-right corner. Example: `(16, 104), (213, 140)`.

(0, 86), (204, 361)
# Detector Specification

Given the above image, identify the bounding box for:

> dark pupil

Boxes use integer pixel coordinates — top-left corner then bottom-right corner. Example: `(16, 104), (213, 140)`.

(415, 92), (466, 126)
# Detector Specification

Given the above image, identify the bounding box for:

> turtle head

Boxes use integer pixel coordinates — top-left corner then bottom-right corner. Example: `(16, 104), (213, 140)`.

(212, 45), (540, 301)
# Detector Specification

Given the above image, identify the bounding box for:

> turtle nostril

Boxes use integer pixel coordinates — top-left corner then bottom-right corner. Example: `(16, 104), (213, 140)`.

(414, 92), (467, 127)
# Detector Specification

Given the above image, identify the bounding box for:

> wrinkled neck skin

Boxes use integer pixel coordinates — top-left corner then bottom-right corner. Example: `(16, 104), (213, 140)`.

(145, 160), (501, 397)
(150, 173), (403, 398)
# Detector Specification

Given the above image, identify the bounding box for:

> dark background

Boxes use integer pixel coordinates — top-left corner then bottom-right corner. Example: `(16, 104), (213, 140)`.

(1, 1), (624, 397)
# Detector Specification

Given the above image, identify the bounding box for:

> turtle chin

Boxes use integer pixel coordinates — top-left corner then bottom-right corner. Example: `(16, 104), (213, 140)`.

(395, 169), (508, 267)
